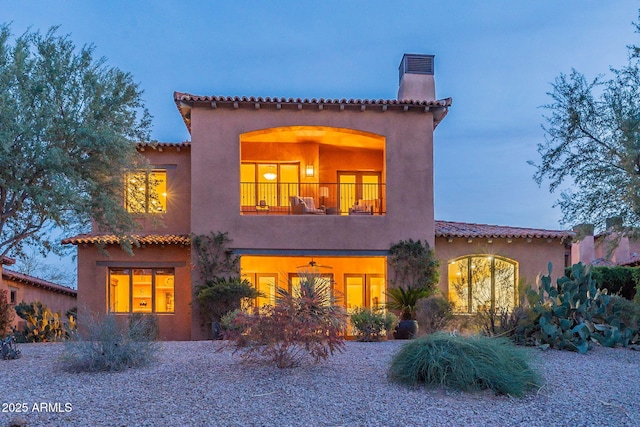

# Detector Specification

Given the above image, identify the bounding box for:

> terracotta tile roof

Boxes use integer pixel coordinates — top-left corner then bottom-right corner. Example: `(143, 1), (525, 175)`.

(435, 220), (574, 240)
(62, 234), (191, 246)
(606, 253), (640, 267)
(591, 258), (618, 267)
(3, 269), (77, 296)
(136, 141), (191, 150)
(1, 255), (16, 265)
(174, 92), (452, 134)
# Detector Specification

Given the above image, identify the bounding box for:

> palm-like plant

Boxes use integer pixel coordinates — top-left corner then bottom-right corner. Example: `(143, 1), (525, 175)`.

(386, 286), (431, 320)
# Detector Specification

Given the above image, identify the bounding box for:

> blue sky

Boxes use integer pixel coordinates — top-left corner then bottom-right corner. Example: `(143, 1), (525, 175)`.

(3, 1), (640, 278)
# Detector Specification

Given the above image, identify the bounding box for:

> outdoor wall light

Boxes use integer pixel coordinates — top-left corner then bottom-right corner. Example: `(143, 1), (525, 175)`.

(305, 164), (314, 177)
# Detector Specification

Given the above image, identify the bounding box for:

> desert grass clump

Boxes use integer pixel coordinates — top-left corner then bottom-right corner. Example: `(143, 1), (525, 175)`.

(60, 312), (160, 372)
(388, 333), (541, 396)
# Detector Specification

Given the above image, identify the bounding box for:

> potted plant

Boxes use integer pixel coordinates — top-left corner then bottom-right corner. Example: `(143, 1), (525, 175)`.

(386, 286), (429, 339)
(386, 239), (440, 339)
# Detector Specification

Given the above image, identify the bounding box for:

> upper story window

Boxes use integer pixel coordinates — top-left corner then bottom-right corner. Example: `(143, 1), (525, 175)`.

(241, 163), (299, 211)
(126, 170), (167, 213)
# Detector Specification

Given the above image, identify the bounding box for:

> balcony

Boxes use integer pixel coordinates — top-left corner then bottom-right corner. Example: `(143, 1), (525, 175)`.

(240, 182), (386, 215)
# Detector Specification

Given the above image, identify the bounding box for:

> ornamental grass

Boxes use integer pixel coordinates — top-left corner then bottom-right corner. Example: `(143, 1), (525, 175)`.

(388, 332), (542, 396)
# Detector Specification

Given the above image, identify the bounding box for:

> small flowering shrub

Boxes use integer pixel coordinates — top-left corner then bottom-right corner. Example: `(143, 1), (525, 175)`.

(350, 307), (397, 342)
(227, 273), (347, 368)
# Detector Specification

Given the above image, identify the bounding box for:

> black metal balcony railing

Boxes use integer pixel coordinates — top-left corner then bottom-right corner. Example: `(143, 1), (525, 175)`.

(240, 182), (385, 215)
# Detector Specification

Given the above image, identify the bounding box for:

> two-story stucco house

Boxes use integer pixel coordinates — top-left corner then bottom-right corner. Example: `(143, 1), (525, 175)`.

(63, 54), (572, 340)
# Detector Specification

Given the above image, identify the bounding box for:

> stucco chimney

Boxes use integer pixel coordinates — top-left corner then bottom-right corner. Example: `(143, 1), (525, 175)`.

(571, 224), (595, 265)
(397, 54), (435, 101)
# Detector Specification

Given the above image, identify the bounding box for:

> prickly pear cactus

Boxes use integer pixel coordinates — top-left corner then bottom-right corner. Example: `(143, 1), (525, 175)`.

(519, 262), (637, 353)
(13, 301), (69, 342)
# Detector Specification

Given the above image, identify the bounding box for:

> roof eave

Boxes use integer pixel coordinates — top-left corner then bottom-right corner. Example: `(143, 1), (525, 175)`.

(173, 92), (452, 134)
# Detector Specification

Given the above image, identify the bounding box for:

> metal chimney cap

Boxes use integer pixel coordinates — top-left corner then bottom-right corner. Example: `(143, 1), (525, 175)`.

(399, 54), (435, 83)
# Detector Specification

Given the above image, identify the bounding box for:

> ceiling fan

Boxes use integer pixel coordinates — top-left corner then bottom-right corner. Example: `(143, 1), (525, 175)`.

(296, 258), (333, 269)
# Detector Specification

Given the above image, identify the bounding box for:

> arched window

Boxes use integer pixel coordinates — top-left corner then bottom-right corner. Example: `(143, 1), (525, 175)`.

(447, 255), (518, 314)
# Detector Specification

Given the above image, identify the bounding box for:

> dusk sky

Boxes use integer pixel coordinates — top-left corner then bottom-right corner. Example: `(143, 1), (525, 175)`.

(3, 1), (640, 277)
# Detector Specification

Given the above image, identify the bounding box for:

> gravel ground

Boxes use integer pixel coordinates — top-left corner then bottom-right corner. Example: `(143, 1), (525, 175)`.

(1, 340), (639, 427)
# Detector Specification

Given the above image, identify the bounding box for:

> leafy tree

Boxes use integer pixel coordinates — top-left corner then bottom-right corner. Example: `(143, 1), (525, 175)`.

(530, 13), (640, 234)
(386, 239), (440, 320)
(12, 249), (76, 288)
(0, 24), (152, 259)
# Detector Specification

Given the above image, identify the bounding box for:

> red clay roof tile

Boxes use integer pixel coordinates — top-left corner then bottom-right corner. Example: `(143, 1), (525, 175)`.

(173, 92), (452, 134)
(61, 234), (191, 246)
(3, 269), (77, 296)
(136, 141), (191, 150)
(1, 255), (16, 265)
(435, 220), (574, 240)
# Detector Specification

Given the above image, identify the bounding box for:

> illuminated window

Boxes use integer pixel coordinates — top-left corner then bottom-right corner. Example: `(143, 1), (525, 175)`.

(126, 170), (167, 213)
(256, 274), (277, 307)
(240, 163), (299, 209)
(448, 256), (517, 314)
(109, 268), (175, 313)
(288, 273), (333, 306)
(344, 274), (385, 311)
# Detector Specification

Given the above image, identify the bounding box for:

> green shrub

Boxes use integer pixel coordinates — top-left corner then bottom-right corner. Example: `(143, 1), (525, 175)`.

(388, 333), (541, 396)
(196, 277), (260, 325)
(0, 289), (14, 337)
(514, 262), (638, 353)
(192, 232), (262, 331)
(220, 309), (244, 335)
(227, 273), (347, 368)
(60, 312), (160, 372)
(13, 301), (74, 342)
(414, 296), (453, 335)
(606, 295), (640, 331)
(590, 266), (637, 300)
(387, 239), (440, 320)
(350, 307), (397, 342)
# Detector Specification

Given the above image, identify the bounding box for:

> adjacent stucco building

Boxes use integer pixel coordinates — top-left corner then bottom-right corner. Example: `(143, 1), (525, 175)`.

(1, 256), (77, 332)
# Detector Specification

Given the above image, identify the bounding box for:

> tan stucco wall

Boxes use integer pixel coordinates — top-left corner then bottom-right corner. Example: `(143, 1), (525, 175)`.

(189, 107), (436, 251)
(76, 245), (192, 341)
(1, 270), (77, 332)
(434, 237), (568, 298)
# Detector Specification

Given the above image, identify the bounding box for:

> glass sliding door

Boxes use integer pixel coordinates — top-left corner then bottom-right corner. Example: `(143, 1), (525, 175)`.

(338, 171), (382, 214)
(256, 274), (277, 308)
(345, 275), (365, 310)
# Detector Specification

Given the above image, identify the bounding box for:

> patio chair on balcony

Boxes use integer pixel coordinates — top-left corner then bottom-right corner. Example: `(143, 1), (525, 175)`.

(290, 196), (325, 215)
(349, 199), (379, 215)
